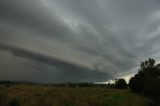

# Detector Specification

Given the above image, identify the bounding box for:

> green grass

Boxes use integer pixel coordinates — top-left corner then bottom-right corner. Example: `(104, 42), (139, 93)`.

(103, 90), (148, 106)
(0, 85), (149, 106)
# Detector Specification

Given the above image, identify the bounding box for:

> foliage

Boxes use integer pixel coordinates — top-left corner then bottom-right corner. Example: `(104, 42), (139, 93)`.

(129, 75), (145, 93)
(0, 85), (148, 106)
(115, 79), (127, 89)
(129, 58), (160, 100)
(143, 79), (160, 100)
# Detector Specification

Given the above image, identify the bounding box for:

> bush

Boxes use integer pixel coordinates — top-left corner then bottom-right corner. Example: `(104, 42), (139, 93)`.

(129, 75), (146, 93)
(115, 79), (127, 89)
(129, 58), (160, 101)
(143, 79), (160, 100)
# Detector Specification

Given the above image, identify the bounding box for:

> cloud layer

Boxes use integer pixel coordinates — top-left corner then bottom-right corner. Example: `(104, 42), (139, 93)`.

(0, 0), (160, 82)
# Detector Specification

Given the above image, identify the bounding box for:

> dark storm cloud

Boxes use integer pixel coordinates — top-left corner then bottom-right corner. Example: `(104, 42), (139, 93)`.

(0, 43), (111, 82)
(0, 0), (160, 82)
(0, 0), (74, 41)
(0, 43), (81, 69)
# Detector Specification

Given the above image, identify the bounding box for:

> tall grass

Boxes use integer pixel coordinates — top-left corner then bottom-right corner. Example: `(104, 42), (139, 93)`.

(0, 84), (149, 106)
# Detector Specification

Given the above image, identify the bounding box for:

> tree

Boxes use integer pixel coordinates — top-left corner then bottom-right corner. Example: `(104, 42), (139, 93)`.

(115, 78), (127, 89)
(129, 58), (160, 100)
(143, 79), (160, 100)
(129, 75), (145, 93)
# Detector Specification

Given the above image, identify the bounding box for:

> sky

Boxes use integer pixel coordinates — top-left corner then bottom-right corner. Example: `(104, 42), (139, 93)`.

(0, 0), (160, 83)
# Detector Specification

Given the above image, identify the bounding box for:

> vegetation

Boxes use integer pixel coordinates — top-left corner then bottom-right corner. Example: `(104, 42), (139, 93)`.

(0, 84), (148, 106)
(1, 58), (160, 105)
(115, 78), (127, 89)
(129, 58), (160, 102)
(9, 98), (19, 106)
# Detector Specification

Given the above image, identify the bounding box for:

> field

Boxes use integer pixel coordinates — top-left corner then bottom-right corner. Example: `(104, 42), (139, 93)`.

(0, 84), (149, 106)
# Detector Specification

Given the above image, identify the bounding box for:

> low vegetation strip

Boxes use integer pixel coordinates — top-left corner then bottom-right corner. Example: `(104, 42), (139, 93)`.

(0, 85), (148, 106)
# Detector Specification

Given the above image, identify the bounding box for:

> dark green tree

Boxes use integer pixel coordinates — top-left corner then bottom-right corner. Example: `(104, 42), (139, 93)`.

(129, 58), (160, 100)
(115, 78), (127, 89)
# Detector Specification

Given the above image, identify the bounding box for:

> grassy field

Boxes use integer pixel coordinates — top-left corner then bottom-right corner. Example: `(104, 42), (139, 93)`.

(0, 84), (149, 106)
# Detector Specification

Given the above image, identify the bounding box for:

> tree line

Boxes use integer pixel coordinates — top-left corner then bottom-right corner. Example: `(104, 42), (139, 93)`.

(129, 58), (160, 101)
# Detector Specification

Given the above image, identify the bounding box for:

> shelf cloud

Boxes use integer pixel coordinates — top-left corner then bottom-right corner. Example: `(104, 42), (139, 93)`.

(0, 0), (160, 82)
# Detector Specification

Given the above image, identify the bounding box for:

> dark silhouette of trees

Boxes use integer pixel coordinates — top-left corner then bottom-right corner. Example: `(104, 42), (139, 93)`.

(129, 75), (144, 93)
(129, 58), (160, 100)
(115, 78), (127, 89)
(143, 79), (160, 100)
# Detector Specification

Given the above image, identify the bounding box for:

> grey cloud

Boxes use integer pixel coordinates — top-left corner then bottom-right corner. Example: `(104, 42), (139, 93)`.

(0, 43), (87, 70)
(0, 43), (111, 82)
(0, 0), (160, 82)
(0, 0), (74, 41)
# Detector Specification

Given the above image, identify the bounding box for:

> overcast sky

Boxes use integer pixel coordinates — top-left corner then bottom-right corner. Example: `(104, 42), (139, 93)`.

(0, 0), (160, 83)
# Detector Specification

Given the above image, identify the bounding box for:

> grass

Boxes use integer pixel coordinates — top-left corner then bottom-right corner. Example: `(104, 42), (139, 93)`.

(0, 84), (149, 106)
(9, 98), (20, 106)
(103, 90), (148, 106)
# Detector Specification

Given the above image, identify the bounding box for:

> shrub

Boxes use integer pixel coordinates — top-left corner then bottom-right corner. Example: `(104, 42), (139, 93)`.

(129, 76), (146, 93)
(143, 79), (160, 100)
(115, 79), (127, 89)
(129, 58), (160, 101)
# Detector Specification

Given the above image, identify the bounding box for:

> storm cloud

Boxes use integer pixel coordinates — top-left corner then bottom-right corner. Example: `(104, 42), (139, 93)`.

(0, 0), (160, 83)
